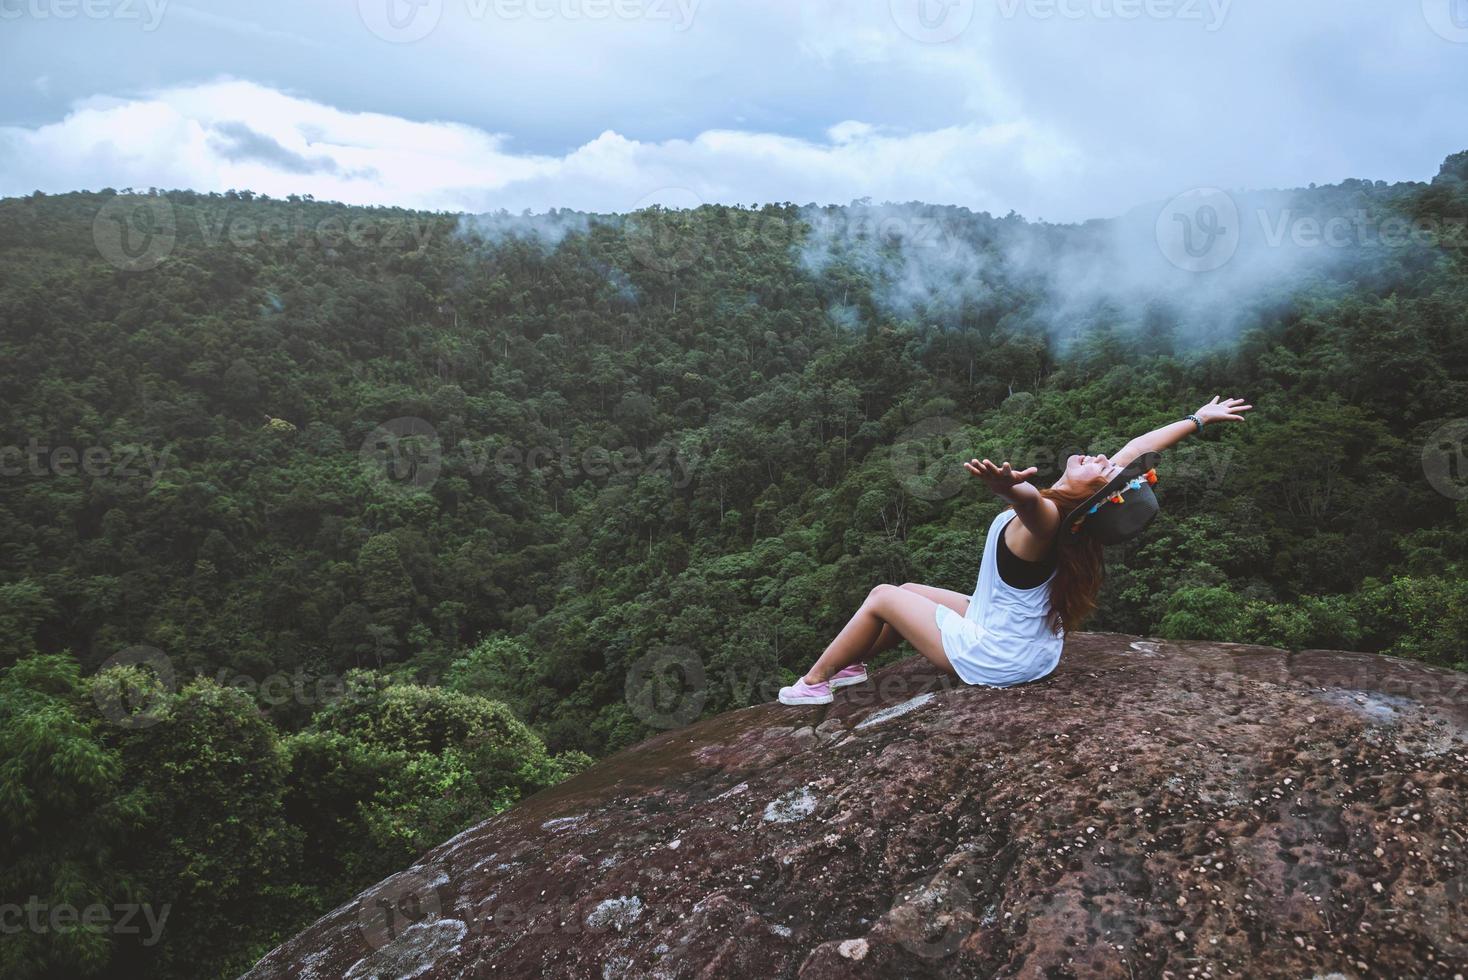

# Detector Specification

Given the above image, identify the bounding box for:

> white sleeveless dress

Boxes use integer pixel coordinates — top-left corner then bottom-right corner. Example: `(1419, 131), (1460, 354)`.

(934, 510), (1064, 687)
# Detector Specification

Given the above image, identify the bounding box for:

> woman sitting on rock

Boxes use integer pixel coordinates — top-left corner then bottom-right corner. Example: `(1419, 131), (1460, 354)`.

(778, 397), (1253, 704)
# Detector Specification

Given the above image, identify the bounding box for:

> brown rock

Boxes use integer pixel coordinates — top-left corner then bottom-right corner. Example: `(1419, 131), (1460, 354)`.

(244, 634), (1468, 979)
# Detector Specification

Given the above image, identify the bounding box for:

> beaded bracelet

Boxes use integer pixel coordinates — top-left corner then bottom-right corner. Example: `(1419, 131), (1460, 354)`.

(1186, 413), (1204, 435)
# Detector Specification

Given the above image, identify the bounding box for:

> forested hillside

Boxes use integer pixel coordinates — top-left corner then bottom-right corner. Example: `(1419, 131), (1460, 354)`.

(2, 154), (1466, 977)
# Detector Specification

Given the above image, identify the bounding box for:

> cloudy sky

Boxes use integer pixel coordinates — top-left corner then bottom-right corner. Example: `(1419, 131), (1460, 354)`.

(1, 0), (1465, 221)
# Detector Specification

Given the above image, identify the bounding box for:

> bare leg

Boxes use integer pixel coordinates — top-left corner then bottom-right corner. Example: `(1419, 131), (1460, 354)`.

(901, 582), (970, 615)
(804, 584), (957, 684)
(853, 583), (970, 664)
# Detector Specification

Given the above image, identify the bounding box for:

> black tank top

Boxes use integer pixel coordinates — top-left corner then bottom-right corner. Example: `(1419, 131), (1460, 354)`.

(996, 520), (1057, 589)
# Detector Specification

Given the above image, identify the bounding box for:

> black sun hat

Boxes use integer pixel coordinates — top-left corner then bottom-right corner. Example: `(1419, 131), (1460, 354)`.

(1063, 451), (1162, 545)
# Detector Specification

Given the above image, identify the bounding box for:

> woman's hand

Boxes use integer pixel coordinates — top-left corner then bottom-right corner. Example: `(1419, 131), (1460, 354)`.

(1194, 395), (1253, 426)
(967, 458), (1058, 542)
(965, 458), (1038, 499)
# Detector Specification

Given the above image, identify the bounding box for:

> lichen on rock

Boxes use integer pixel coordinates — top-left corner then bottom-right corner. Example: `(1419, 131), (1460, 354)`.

(762, 785), (818, 824)
(585, 896), (643, 933)
(243, 633), (1468, 979)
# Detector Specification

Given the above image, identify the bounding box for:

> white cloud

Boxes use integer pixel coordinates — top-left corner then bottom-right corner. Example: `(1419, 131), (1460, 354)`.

(1, 1), (1463, 221)
(0, 79), (1082, 217)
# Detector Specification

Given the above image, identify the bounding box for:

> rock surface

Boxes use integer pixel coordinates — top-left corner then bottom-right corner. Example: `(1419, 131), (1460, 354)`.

(244, 634), (1468, 979)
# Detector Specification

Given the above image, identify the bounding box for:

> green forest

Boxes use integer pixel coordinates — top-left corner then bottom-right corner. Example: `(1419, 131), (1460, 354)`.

(2, 153), (1466, 978)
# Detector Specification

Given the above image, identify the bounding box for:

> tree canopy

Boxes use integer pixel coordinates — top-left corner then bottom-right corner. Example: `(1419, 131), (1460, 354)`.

(1, 154), (1466, 975)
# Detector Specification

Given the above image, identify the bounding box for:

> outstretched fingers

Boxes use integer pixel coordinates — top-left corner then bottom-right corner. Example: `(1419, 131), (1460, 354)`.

(965, 459), (1036, 485)
(1224, 397), (1253, 421)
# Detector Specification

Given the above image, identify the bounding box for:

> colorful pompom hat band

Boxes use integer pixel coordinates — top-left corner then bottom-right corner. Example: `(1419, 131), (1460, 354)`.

(1063, 450), (1162, 545)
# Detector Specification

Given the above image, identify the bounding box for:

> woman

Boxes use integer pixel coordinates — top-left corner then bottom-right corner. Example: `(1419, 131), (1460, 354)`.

(778, 397), (1253, 704)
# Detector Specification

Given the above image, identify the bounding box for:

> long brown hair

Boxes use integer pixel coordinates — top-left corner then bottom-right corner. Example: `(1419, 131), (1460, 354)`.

(1034, 481), (1108, 634)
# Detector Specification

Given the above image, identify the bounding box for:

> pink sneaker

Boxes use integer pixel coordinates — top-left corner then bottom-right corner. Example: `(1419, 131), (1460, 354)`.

(830, 664), (869, 689)
(778, 678), (833, 705)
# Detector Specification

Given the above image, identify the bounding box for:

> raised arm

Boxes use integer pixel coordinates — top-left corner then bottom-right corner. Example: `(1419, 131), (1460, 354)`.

(963, 458), (1061, 544)
(1112, 396), (1253, 467)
